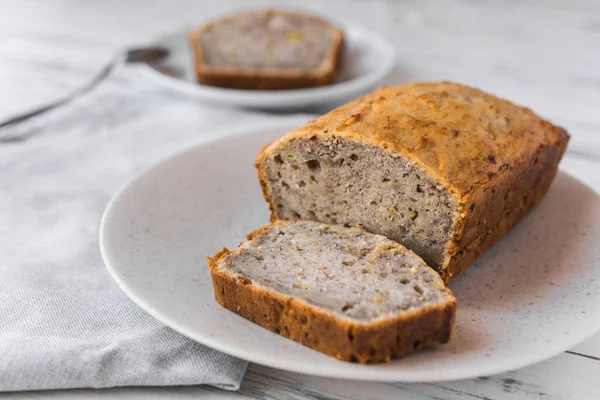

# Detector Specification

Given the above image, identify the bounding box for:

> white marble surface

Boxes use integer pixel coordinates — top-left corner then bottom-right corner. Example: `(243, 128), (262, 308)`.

(1, 0), (599, 399)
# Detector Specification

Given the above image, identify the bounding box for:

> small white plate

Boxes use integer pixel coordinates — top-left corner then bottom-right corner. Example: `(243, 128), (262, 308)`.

(137, 20), (395, 110)
(100, 117), (600, 382)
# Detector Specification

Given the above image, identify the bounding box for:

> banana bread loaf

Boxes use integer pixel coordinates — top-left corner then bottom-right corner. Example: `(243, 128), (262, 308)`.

(207, 220), (456, 363)
(255, 81), (569, 283)
(188, 9), (344, 90)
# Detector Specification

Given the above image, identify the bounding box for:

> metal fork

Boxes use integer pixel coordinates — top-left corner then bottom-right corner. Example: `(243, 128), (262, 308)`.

(0, 46), (169, 136)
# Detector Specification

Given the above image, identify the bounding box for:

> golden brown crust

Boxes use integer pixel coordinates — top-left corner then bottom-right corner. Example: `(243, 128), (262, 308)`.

(255, 82), (570, 283)
(256, 139), (279, 223)
(188, 9), (344, 91)
(207, 221), (456, 363)
(444, 134), (568, 280)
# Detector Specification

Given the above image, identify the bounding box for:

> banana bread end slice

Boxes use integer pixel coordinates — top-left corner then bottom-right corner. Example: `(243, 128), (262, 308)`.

(207, 220), (456, 363)
(188, 9), (344, 90)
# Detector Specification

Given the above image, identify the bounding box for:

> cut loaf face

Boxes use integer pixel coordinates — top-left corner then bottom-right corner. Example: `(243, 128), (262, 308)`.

(256, 82), (569, 283)
(207, 220), (456, 363)
(259, 136), (454, 270)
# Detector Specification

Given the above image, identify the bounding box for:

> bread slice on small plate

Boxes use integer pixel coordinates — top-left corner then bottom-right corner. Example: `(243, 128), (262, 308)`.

(188, 9), (344, 90)
(207, 220), (456, 363)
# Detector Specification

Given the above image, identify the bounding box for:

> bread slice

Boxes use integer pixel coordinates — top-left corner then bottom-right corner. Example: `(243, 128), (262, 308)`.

(188, 9), (344, 90)
(255, 81), (569, 283)
(207, 220), (456, 363)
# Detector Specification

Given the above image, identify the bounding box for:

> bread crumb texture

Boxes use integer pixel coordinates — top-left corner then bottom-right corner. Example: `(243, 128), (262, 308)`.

(207, 220), (456, 363)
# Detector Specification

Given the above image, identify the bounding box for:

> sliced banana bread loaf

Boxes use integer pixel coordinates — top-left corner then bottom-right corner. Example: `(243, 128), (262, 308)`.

(188, 9), (344, 90)
(207, 220), (456, 363)
(255, 81), (569, 283)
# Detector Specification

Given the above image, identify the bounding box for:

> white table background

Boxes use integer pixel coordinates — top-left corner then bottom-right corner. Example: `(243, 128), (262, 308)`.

(1, 0), (599, 399)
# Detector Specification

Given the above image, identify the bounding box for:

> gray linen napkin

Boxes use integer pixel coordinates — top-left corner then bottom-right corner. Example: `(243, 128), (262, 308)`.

(0, 65), (306, 391)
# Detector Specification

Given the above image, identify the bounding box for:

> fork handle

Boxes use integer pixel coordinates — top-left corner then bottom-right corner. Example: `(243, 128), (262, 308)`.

(0, 55), (122, 132)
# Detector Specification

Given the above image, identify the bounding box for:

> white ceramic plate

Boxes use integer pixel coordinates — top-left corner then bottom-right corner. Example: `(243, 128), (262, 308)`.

(100, 117), (600, 382)
(137, 20), (395, 110)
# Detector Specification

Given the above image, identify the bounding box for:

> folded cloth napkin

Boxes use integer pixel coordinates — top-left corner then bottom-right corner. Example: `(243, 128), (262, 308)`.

(0, 65), (309, 391)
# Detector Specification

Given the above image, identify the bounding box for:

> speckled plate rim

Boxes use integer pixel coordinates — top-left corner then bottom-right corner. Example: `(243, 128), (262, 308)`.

(100, 117), (600, 382)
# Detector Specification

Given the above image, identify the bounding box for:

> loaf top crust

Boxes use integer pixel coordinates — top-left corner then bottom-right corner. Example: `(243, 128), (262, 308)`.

(260, 82), (569, 196)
